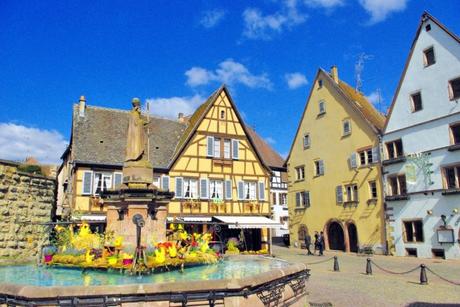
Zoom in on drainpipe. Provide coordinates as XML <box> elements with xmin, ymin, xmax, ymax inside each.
<box><xmin>378</xmin><ymin>135</ymin><xmax>389</xmax><ymax>255</ymax></box>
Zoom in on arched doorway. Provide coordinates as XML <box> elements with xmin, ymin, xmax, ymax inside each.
<box><xmin>327</xmin><ymin>221</ymin><xmax>345</xmax><ymax>251</ymax></box>
<box><xmin>347</xmin><ymin>223</ymin><xmax>358</xmax><ymax>253</ymax></box>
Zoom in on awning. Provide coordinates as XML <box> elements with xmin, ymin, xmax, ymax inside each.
<box><xmin>167</xmin><ymin>216</ymin><xmax>212</xmax><ymax>222</ymax></box>
<box><xmin>214</xmin><ymin>216</ymin><xmax>282</xmax><ymax>229</ymax></box>
<box><xmin>72</xmin><ymin>215</ymin><xmax>107</xmax><ymax>221</ymax></box>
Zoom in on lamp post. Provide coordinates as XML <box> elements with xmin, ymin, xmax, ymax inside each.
<box><xmin>132</xmin><ymin>214</ymin><xmax>147</xmax><ymax>271</ymax></box>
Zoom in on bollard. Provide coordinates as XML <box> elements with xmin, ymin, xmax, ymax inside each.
<box><xmin>420</xmin><ymin>264</ymin><xmax>428</xmax><ymax>285</ymax></box>
<box><xmin>366</xmin><ymin>258</ymin><xmax>372</xmax><ymax>275</ymax></box>
<box><xmin>333</xmin><ymin>256</ymin><xmax>340</xmax><ymax>272</ymax></box>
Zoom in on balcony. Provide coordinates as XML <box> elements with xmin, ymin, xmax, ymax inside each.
<box><xmin>382</xmin><ymin>156</ymin><xmax>406</xmax><ymax>166</ymax></box>
<box><xmin>385</xmin><ymin>194</ymin><xmax>409</xmax><ymax>201</ymax></box>
<box><xmin>270</xmin><ymin>182</ymin><xmax>288</xmax><ymax>189</ymax></box>
<box><xmin>441</xmin><ymin>188</ymin><xmax>460</xmax><ymax>195</ymax></box>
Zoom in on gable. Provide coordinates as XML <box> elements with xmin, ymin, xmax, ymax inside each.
<box><xmin>385</xmin><ymin>13</ymin><xmax>460</xmax><ymax>133</ymax></box>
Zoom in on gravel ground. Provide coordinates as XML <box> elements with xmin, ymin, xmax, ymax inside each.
<box><xmin>272</xmin><ymin>245</ymin><xmax>460</xmax><ymax>307</ymax></box>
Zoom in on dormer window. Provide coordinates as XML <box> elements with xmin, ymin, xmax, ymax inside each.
<box><xmin>423</xmin><ymin>47</ymin><xmax>435</xmax><ymax>67</ymax></box>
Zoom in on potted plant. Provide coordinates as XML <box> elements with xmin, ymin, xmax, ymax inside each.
<box><xmin>43</xmin><ymin>246</ymin><xmax>57</xmax><ymax>263</ymax></box>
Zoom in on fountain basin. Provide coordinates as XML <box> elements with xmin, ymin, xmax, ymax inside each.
<box><xmin>0</xmin><ymin>256</ymin><xmax>309</xmax><ymax>306</ymax></box>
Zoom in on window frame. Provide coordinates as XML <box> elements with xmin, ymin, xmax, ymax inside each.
<box><xmin>303</xmin><ymin>133</ymin><xmax>310</xmax><ymax>149</ymax></box>
<box><xmin>449</xmin><ymin>122</ymin><xmax>460</xmax><ymax>145</ymax></box>
<box><xmin>410</xmin><ymin>91</ymin><xmax>423</xmax><ymax>112</ymax></box>
<box><xmin>209</xmin><ymin>179</ymin><xmax>224</xmax><ymax>200</ymax></box>
<box><xmin>387</xmin><ymin>174</ymin><xmax>407</xmax><ymax>196</ymax></box>
<box><xmin>385</xmin><ymin>139</ymin><xmax>404</xmax><ymax>160</ymax></box>
<box><xmin>183</xmin><ymin>177</ymin><xmax>198</xmax><ymax>199</ymax></box>
<box><xmin>318</xmin><ymin>100</ymin><xmax>326</xmax><ymax>115</ymax></box>
<box><xmin>402</xmin><ymin>219</ymin><xmax>424</xmax><ymax>243</ymax></box>
<box><xmin>345</xmin><ymin>184</ymin><xmax>359</xmax><ymax>202</ymax></box>
<box><xmin>448</xmin><ymin>76</ymin><xmax>460</xmax><ymax>101</ymax></box>
<box><xmin>295</xmin><ymin>166</ymin><xmax>305</xmax><ymax>181</ymax></box>
<box><xmin>93</xmin><ymin>172</ymin><xmax>113</xmax><ymax>196</ymax></box>
<box><xmin>368</xmin><ymin>181</ymin><xmax>378</xmax><ymax>199</ymax></box>
<box><xmin>342</xmin><ymin>119</ymin><xmax>351</xmax><ymax>136</ymax></box>
<box><xmin>442</xmin><ymin>164</ymin><xmax>460</xmax><ymax>190</ymax></box>
<box><xmin>423</xmin><ymin>46</ymin><xmax>435</xmax><ymax>67</ymax></box>
<box><xmin>314</xmin><ymin>160</ymin><xmax>324</xmax><ymax>176</ymax></box>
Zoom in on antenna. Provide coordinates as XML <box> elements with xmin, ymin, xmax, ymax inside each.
<box><xmin>354</xmin><ymin>53</ymin><xmax>373</xmax><ymax>92</ymax></box>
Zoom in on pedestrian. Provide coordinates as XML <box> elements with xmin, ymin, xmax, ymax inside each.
<box><xmin>313</xmin><ymin>231</ymin><xmax>319</xmax><ymax>255</ymax></box>
<box><xmin>304</xmin><ymin>233</ymin><xmax>313</xmax><ymax>255</ymax></box>
<box><xmin>318</xmin><ymin>231</ymin><xmax>324</xmax><ymax>256</ymax></box>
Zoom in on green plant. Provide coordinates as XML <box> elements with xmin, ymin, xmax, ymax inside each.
<box><xmin>226</xmin><ymin>238</ymin><xmax>240</xmax><ymax>252</ymax></box>
<box><xmin>18</xmin><ymin>164</ymin><xmax>43</xmax><ymax>175</ymax></box>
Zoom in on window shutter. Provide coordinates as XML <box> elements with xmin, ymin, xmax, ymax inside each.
<box><xmin>372</xmin><ymin>147</ymin><xmax>379</xmax><ymax>163</ymax></box>
<box><xmin>232</xmin><ymin>139</ymin><xmax>239</xmax><ymax>159</ymax></box>
<box><xmin>225</xmin><ymin>180</ymin><xmax>232</xmax><ymax>200</ymax></box>
<box><xmin>200</xmin><ymin>178</ymin><xmax>209</xmax><ymax>199</ymax></box>
<box><xmin>162</xmin><ymin>176</ymin><xmax>170</xmax><ymax>191</ymax></box>
<box><xmin>258</xmin><ymin>182</ymin><xmax>265</xmax><ymax>200</ymax></box>
<box><xmin>82</xmin><ymin>171</ymin><xmax>93</xmax><ymax>195</ymax></box>
<box><xmin>175</xmin><ymin>177</ymin><xmax>183</xmax><ymax>198</ymax></box>
<box><xmin>350</xmin><ymin>153</ymin><xmax>357</xmax><ymax>169</ymax></box>
<box><xmin>207</xmin><ymin>136</ymin><xmax>214</xmax><ymax>157</ymax></box>
<box><xmin>295</xmin><ymin>192</ymin><xmax>300</xmax><ymax>207</ymax></box>
<box><xmin>448</xmin><ymin>82</ymin><xmax>454</xmax><ymax>100</ymax></box>
<box><xmin>304</xmin><ymin>191</ymin><xmax>310</xmax><ymax>207</ymax></box>
<box><xmin>336</xmin><ymin>186</ymin><xmax>343</xmax><ymax>203</ymax></box>
<box><xmin>114</xmin><ymin>172</ymin><xmax>122</xmax><ymax>188</ymax></box>
<box><xmin>237</xmin><ymin>181</ymin><xmax>244</xmax><ymax>200</ymax></box>
<box><xmin>319</xmin><ymin>160</ymin><xmax>324</xmax><ymax>175</ymax></box>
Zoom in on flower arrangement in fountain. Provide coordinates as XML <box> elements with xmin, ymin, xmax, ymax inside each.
<box><xmin>46</xmin><ymin>222</ymin><xmax>222</xmax><ymax>273</ymax></box>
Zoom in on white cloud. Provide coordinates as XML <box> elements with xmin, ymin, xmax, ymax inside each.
<box><xmin>242</xmin><ymin>0</ymin><xmax>307</xmax><ymax>40</ymax></box>
<box><xmin>200</xmin><ymin>9</ymin><xmax>226</xmax><ymax>28</ymax></box>
<box><xmin>264</xmin><ymin>136</ymin><xmax>277</xmax><ymax>145</ymax></box>
<box><xmin>185</xmin><ymin>59</ymin><xmax>272</xmax><ymax>89</ymax></box>
<box><xmin>366</xmin><ymin>89</ymin><xmax>384</xmax><ymax>105</ymax></box>
<box><xmin>304</xmin><ymin>0</ymin><xmax>344</xmax><ymax>9</ymax></box>
<box><xmin>359</xmin><ymin>0</ymin><xmax>409</xmax><ymax>24</ymax></box>
<box><xmin>0</xmin><ymin>123</ymin><xmax>68</xmax><ymax>165</ymax></box>
<box><xmin>145</xmin><ymin>95</ymin><xmax>205</xmax><ymax>120</ymax></box>
<box><xmin>285</xmin><ymin>72</ymin><xmax>308</xmax><ymax>89</ymax></box>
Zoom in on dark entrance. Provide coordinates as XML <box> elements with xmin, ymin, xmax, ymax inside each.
<box><xmin>347</xmin><ymin>223</ymin><xmax>358</xmax><ymax>253</ymax></box>
<box><xmin>327</xmin><ymin>221</ymin><xmax>345</xmax><ymax>251</ymax></box>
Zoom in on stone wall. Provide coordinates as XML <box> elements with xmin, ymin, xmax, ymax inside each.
<box><xmin>0</xmin><ymin>160</ymin><xmax>56</xmax><ymax>259</ymax></box>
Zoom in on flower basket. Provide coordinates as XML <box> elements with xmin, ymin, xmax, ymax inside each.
<box><xmin>107</xmin><ymin>257</ymin><xmax>118</xmax><ymax>265</ymax></box>
<box><xmin>122</xmin><ymin>258</ymin><xmax>133</xmax><ymax>266</ymax></box>
<box><xmin>44</xmin><ymin>254</ymin><xmax>53</xmax><ymax>263</ymax></box>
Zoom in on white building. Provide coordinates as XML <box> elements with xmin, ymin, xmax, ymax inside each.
<box><xmin>270</xmin><ymin>170</ymin><xmax>289</xmax><ymax>242</ymax></box>
<box><xmin>383</xmin><ymin>12</ymin><xmax>460</xmax><ymax>259</ymax></box>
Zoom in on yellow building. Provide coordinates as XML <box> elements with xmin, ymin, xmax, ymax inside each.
<box><xmin>58</xmin><ymin>86</ymin><xmax>281</xmax><ymax>250</ymax></box>
<box><xmin>286</xmin><ymin>67</ymin><xmax>386</xmax><ymax>253</ymax></box>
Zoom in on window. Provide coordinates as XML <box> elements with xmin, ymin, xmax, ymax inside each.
<box><xmin>423</xmin><ymin>47</ymin><xmax>435</xmax><ymax>67</ymax></box>
<box><xmin>295</xmin><ymin>166</ymin><xmax>305</xmax><ymax>181</ymax></box>
<box><xmin>303</xmin><ymin>134</ymin><xmax>310</xmax><ymax>149</ymax></box>
<box><xmin>318</xmin><ymin>100</ymin><xmax>326</xmax><ymax>114</ymax></box>
<box><xmin>385</xmin><ymin>139</ymin><xmax>404</xmax><ymax>159</ymax></box>
<box><xmin>153</xmin><ymin>176</ymin><xmax>160</xmax><ymax>187</ymax></box>
<box><xmin>403</xmin><ymin>220</ymin><xmax>424</xmax><ymax>242</ymax></box>
<box><xmin>162</xmin><ymin>175</ymin><xmax>170</xmax><ymax>191</ymax></box>
<box><xmin>336</xmin><ymin>186</ymin><xmax>343</xmax><ymax>204</ymax></box>
<box><xmin>295</xmin><ymin>191</ymin><xmax>310</xmax><ymax>208</ymax></box>
<box><xmin>318</xmin><ymin>79</ymin><xmax>323</xmax><ymax>88</ymax></box>
<box><xmin>272</xmin><ymin>192</ymin><xmax>278</xmax><ymax>205</ymax></box>
<box><xmin>357</xmin><ymin>147</ymin><xmax>379</xmax><ymax>166</ymax></box>
<box><xmin>345</xmin><ymin>184</ymin><xmax>358</xmax><ymax>202</ymax></box>
<box><xmin>388</xmin><ymin>175</ymin><xmax>407</xmax><ymax>196</ymax></box>
<box><xmin>209</xmin><ymin>180</ymin><xmax>223</xmax><ymax>199</ymax></box>
<box><xmin>232</xmin><ymin>139</ymin><xmax>239</xmax><ymax>159</ymax></box>
<box><xmin>82</xmin><ymin>171</ymin><xmax>93</xmax><ymax>195</ymax></box>
<box><xmin>280</xmin><ymin>193</ymin><xmax>287</xmax><ymax>205</ymax></box>
<box><xmin>369</xmin><ymin>181</ymin><xmax>377</xmax><ymax>199</ymax></box>
<box><xmin>343</xmin><ymin>119</ymin><xmax>351</xmax><ymax>136</ymax></box>
<box><xmin>114</xmin><ymin>172</ymin><xmax>122</xmax><ymax>188</ymax></box>
<box><xmin>183</xmin><ymin>178</ymin><xmax>198</xmax><ymax>199</ymax></box>
<box><xmin>410</xmin><ymin>92</ymin><xmax>423</xmax><ymax>112</ymax></box>
<box><xmin>214</xmin><ymin>137</ymin><xmax>221</xmax><ymax>158</ymax></box>
<box><xmin>220</xmin><ymin>110</ymin><xmax>225</xmax><ymax>119</ymax></box>
<box><xmin>450</xmin><ymin>123</ymin><xmax>460</xmax><ymax>145</ymax></box>
<box><xmin>93</xmin><ymin>172</ymin><xmax>112</xmax><ymax>195</ymax></box>
<box><xmin>443</xmin><ymin>165</ymin><xmax>460</xmax><ymax>189</ymax></box>
<box><xmin>448</xmin><ymin>77</ymin><xmax>460</xmax><ymax>100</ymax></box>
<box><xmin>244</xmin><ymin>182</ymin><xmax>257</xmax><ymax>200</ymax></box>
<box><xmin>224</xmin><ymin>139</ymin><xmax>231</xmax><ymax>159</ymax></box>
<box><xmin>314</xmin><ymin>160</ymin><xmax>324</xmax><ymax>176</ymax></box>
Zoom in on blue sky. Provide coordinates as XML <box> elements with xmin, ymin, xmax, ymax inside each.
<box><xmin>0</xmin><ymin>0</ymin><xmax>459</xmax><ymax>164</ymax></box>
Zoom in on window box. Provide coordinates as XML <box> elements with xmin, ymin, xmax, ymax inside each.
<box><xmin>382</xmin><ymin>156</ymin><xmax>406</xmax><ymax>166</ymax></box>
<box><xmin>385</xmin><ymin>194</ymin><xmax>409</xmax><ymax>201</ymax></box>
<box><xmin>343</xmin><ymin>200</ymin><xmax>358</xmax><ymax>208</ymax></box>
<box><xmin>367</xmin><ymin>198</ymin><xmax>378</xmax><ymax>205</ymax></box>
<box><xmin>212</xmin><ymin>159</ymin><xmax>233</xmax><ymax>166</ymax></box>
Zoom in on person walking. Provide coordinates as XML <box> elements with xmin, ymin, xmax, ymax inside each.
<box><xmin>318</xmin><ymin>231</ymin><xmax>324</xmax><ymax>256</ymax></box>
<box><xmin>304</xmin><ymin>233</ymin><xmax>313</xmax><ymax>255</ymax></box>
<box><xmin>313</xmin><ymin>231</ymin><xmax>319</xmax><ymax>255</ymax></box>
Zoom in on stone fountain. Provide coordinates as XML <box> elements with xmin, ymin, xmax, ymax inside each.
<box><xmin>101</xmin><ymin>98</ymin><xmax>173</xmax><ymax>246</ymax></box>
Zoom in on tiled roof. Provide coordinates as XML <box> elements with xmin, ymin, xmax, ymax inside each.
<box><xmin>336</xmin><ymin>79</ymin><xmax>386</xmax><ymax>132</ymax></box>
<box><xmin>71</xmin><ymin>105</ymin><xmax>186</xmax><ymax>169</ymax></box>
<box><xmin>246</xmin><ymin>126</ymin><xmax>285</xmax><ymax>169</ymax></box>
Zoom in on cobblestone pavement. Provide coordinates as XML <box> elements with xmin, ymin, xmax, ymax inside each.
<box><xmin>272</xmin><ymin>245</ymin><xmax>460</xmax><ymax>307</ymax></box>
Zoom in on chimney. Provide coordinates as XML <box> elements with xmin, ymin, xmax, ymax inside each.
<box><xmin>330</xmin><ymin>66</ymin><xmax>339</xmax><ymax>84</ymax></box>
<box><xmin>178</xmin><ymin>112</ymin><xmax>185</xmax><ymax>123</ymax></box>
<box><xmin>78</xmin><ymin>95</ymin><xmax>86</xmax><ymax>117</ymax></box>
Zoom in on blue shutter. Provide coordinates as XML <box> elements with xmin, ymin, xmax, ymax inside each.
<box><xmin>295</xmin><ymin>192</ymin><xmax>300</xmax><ymax>207</ymax></box>
<box><xmin>319</xmin><ymin>160</ymin><xmax>324</xmax><ymax>175</ymax></box>
<box><xmin>207</xmin><ymin>136</ymin><xmax>214</xmax><ymax>157</ymax></box>
<box><xmin>237</xmin><ymin>181</ymin><xmax>244</xmax><ymax>200</ymax></box>
<box><xmin>200</xmin><ymin>178</ymin><xmax>209</xmax><ymax>199</ymax></box>
<box><xmin>336</xmin><ymin>186</ymin><xmax>343</xmax><ymax>203</ymax></box>
<box><xmin>372</xmin><ymin>147</ymin><xmax>379</xmax><ymax>163</ymax></box>
<box><xmin>162</xmin><ymin>176</ymin><xmax>170</xmax><ymax>191</ymax></box>
<box><xmin>175</xmin><ymin>177</ymin><xmax>183</xmax><ymax>198</ymax></box>
<box><xmin>304</xmin><ymin>191</ymin><xmax>310</xmax><ymax>207</ymax></box>
<box><xmin>114</xmin><ymin>173</ymin><xmax>122</xmax><ymax>188</ymax></box>
<box><xmin>258</xmin><ymin>182</ymin><xmax>265</xmax><ymax>200</ymax></box>
<box><xmin>82</xmin><ymin>171</ymin><xmax>93</xmax><ymax>195</ymax></box>
<box><xmin>225</xmin><ymin>180</ymin><xmax>232</xmax><ymax>200</ymax></box>
<box><xmin>232</xmin><ymin>139</ymin><xmax>239</xmax><ymax>160</ymax></box>
<box><xmin>350</xmin><ymin>153</ymin><xmax>357</xmax><ymax>169</ymax></box>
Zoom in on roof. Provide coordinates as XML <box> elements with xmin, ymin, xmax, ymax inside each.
<box><xmin>71</xmin><ymin>105</ymin><xmax>186</xmax><ymax>169</ymax></box>
<box><xmin>384</xmin><ymin>11</ymin><xmax>460</xmax><ymax>132</ymax></box>
<box><xmin>246</xmin><ymin>126</ymin><xmax>285</xmax><ymax>170</ymax></box>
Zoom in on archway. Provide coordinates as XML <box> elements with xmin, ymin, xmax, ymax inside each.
<box><xmin>347</xmin><ymin>223</ymin><xmax>358</xmax><ymax>253</ymax></box>
<box><xmin>327</xmin><ymin>221</ymin><xmax>345</xmax><ymax>251</ymax></box>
